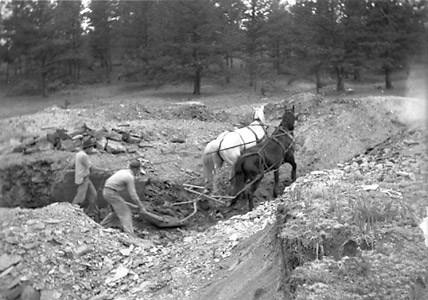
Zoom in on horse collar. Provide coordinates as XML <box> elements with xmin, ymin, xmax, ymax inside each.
<box><xmin>247</xmin><ymin>126</ymin><xmax>262</xmax><ymax>143</ymax></box>
<box><xmin>274</xmin><ymin>127</ymin><xmax>293</xmax><ymax>139</ymax></box>
<box><xmin>255</xmin><ymin>118</ymin><xmax>268</xmax><ymax>132</ymax></box>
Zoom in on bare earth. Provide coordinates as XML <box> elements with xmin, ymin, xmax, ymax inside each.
<box><xmin>0</xmin><ymin>78</ymin><xmax>427</xmax><ymax>300</ymax></box>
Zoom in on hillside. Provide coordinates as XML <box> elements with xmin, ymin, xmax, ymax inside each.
<box><xmin>0</xmin><ymin>78</ymin><xmax>427</xmax><ymax>300</ymax></box>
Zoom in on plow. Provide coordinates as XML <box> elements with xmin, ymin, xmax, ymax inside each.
<box><xmin>97</xmin><ymin>170</ymin><xmax>237</xmax><ymax>229</ymax></box>
<box><xmin>126</xmin><ymin>183</ymin><xmax>235</xmax><ymax>228</ymax></box>
<box><xmin>101</xmin><ymin>105</ymin><xmax>295</xmax><ymax>228</ymax></box>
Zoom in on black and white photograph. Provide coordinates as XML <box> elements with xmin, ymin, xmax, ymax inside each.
<box><xmin>0</xmin><ymin>0</ymin><xmax>427</xmax><ymax>299</ymax></box>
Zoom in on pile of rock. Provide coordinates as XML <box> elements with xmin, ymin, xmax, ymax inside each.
<box><xmin>0</xmin><ymin>198</ymin><xmax>280</xmax><ymax>300</ymax></box>
<box><xmin>12</xmin><ymin>124</ymin><xmax>146</xmax><ymax>155</ymax></box>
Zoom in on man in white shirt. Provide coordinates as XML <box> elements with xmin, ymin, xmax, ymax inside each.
<box><xmin>100</xmin><ymin>160</ymin><xmax>146</xmax><ymax>236</ymax></box>
<box><xmin>72</xmin><ymin>140</ymin><xmax>105</xmax><ymax>218</ymax></box>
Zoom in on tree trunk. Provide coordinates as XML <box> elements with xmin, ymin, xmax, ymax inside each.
<box><xmin>249</xmin><ymin>73</ymin><xmax>255</xmax><ymax>87</ymax></box>
<box><xmin>25</xmin><ymin>57</ymin><xmax>30</xmax><ymax>77</ymax></box>
<box><xmin>384</xmin><ymin>67</ymin><xmax>393</xmax><ymax>89</ymax></box>
<box><xmin>225</xmin><ymin>55</ymin><xmax>231</xmax><ymax>83</ymax></box>
<box><xmin>249</xmin><ymin>58</ymin><xmax>255</xmax><ymax>87</ymax></box>
<box><xmin>315</xmin><ymin>66</ymin><xmax>322</xmax><ymax>94</ymax></box>
<box><xmin>72</xmin><ymin>60</ymin><xmax>78</xmax><ymax>84</ymax></box>
<box><xmin>5</xmin><ymin>61</ymin><xmax>9</xmax><ymax>85</ymax></box>
<box><xmin>225</xmin><ymin>70</ymin><xmax>231</xmax><ymax>84</ymax></box>
<box><xmin>41</xmin><ymin>71</ymin><xmax>48</xmax><ymax>97</ymax></box>
<box><xmin>335</xmin><ymin>66</ymin><xmax>345</xmax><ymax>92</ymax></box>
<box><xmin>193</xmin><ymin>64</ymin><xmax>202</xmax><ymax>95</ymax></box>
<box><xmin>272</xmin><ymin>46</ymin><xmax>280</xmax><ymax>75</ymax></box>
<box><xmin>353</xmin><ymin>66</ymin><xmax>361</xmax><ymax>81</ymax></box>
<box><xmin>41</xmin><ymin>58</ymin><xmax>48</xmax><ymax>97</ymax></box>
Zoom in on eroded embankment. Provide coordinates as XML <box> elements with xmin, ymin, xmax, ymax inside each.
<box><xmin>194</xmin><ymin>126</ymin><xmax>428</xmax><ymax>300</ymax></box>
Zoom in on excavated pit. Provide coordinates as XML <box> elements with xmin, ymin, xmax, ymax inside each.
<box><xmin>0</xmin><ymin>158</ymin><xmax>192</xmax><ymax>223</ymax></box>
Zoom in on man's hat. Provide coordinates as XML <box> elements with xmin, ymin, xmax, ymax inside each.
<box><xmin>129</xmin><ymin>160</ymin><xmax>146</xmax><ymax>175</ymax></box>
<box><xmin>129</xmin><ymin>160</ymin><xmax>141</xmax><ymax>169</ymax></box>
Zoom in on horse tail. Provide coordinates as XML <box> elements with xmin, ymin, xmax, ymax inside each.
<box><xmin>203</xmin><ymin>139</ymin><xmax>223</xmax><ymax>186</ymax></box>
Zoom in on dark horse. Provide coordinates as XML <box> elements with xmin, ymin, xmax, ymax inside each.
<box><xmin>231</xmin><ymin>105</ymin><xmax>297</xmax><ymax>211</ymax></box>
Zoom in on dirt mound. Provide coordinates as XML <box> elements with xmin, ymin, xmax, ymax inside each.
<box><xmin>1</xmin><ymin>84</ymin><xmax>427</xmax><ymax>299</ymax></box>
<box><xmin>192</xmin><ymin>125</ymin><xmax>428</xmax><ymax>300</ymax></box>
<box><xmin>0</xmin><ymin>199</ymin><xmax>280</xmax><ymax>300</ymax></box>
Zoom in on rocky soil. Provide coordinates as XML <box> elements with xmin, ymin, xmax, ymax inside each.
<box><xmin>0</xmin><ymin>82</ymin><xmax>427</xmax><ymax>300</ymax></box>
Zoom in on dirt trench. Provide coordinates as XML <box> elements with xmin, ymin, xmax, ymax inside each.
<box><xmin>0</xmin><ymin>93</ymin><xmax>409</xmax><ymax>227</ymax></box>
<box><xmin>190</xmin><ymin>203</ymin><xmax>368</xmax><ymax>300</ymax></box>
<box><xmin>192</xmin><ymin>123</ymin><xmax>427</xmax><ymax>300</ymax></box>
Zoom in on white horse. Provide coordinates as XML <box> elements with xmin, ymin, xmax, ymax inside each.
<box><xmin>203</xmin><ymin>105</ymin><xmax>266</xmax><ymax>193</ymax></box>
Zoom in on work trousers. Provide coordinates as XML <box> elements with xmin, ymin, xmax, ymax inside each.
<box><xmin>72</xmin><ymin>176</ymin><xmax>97</xmax><ymax>206</ymax></box>
<box><xmin>72</xmin><ymin>176</ymin><xmax>99</xmax><ymax>220</ymax></box>
<box><xmin>100</xmin><ymin>188</ymin><xmax>134</xmax><ymax>235</ymax></box>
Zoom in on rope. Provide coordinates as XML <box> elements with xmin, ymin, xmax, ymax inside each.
<box><xmin>232</xmin><ymin>127</ymin><xmax>296</xmax><ymax>198</ymax></box>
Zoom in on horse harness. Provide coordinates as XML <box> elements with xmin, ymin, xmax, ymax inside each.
<box><xmin>232</xmin><ymin>128</ymin><xmax>293</xmax><ymax>198</ymax></box>
<box><xmin>217</xmin><ymin>120</ymin><xmax>267</xmax><ymax>161</ymax></box>
<box><xmin>242</xmin><ymin>127</ymin><xmax>294</xmax><ymax>174</ymax></box>
<box><xmin>270</xmin><ymin>127</ymin><xmax>294</xmax><ymax>160</ymax></box>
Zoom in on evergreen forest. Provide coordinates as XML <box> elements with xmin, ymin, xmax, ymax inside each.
<box><xmin>0</xmin><ymin>0</ymin><xmax>427</xmax><ymax>97</ymax></box>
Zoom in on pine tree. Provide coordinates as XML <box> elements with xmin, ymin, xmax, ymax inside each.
<box><xmin>242</xmin><ymin>0</ymin><xmax>271</xmax><ymax>88</ymax></box>
<box><xmin>2</xmin><ymin>0</ymin><xmax>73</xmax><ymax>96</ymax></box>
<box><xmin>362</xmin><ymin>0</ymin><xmax>426</xmax><ymax>89</ymax></box>
<box><xmin>87</xmin><ymin>0</ymin><xmax>118</xmax><ymax>83</ymax></box>
<box><xmin>264</xmin><ymin>0</ymin><xmax>292</xmax><ymax>75</ymax></box>
<box><xmin>214</xmin><ymin>0</ymin><xmax>246</xmax><ymax>83</ymax></box>
<box><xmin>144</xmin><ymin>0</ymin><xmax>225</xmax><ymax>95</ymax></box>
<box><xmin>115</xmin><ymin>0</ymin><xmax>153</xmax><ymax>80</ymax></box>
<box><xmin>53</xmin><ymin>0</ymin><xmax>85</xmax><ymax>84</ymax></box>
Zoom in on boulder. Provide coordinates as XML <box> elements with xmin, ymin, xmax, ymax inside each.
<box><xmin>106</xmin><ymin>140</ymin><xmax>126</xmax><ymax>154</ymax></box>
<box><xmin>38</xmin><ymin>139</ymin><xmax>54</xmax><ymax>152</ymax></box>
<box><xmin>93</xmin><ymin>128</ymin><xmax>108</xmax><ymax>140</ymax></box>
<box><xmin>106</xmin><ymin>130</ymin><xmax>123</xmax><ymax>141</ymax></box>
<box><xmin>56</xmin><ymin>129</ymin><xmax>71</xmax><ymax>140</ymax></box>
<box><xmin>73</xmin><ymin>138</ymin><xmax>82</xmax><ymax>148</ymax></box>
<box><xmin>46</xmin><ymin>133</ymin><xmax>59</xmax><ymax>146</ymax></box>
<box><xmin>60</xmin><ymin>139</ymin><xmax>76</xmax><ymax>152</ymax></box>
<box><xmin>71</xmin><ymin>134</ymin><xmax>84</xmax><ymax>140</ymax></box>
<box><xmin>96</xmin><ymin>137</ymin><xmax>108</xmax><ymax>151</ymax></box>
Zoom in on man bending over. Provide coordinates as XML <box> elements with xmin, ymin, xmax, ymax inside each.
<box><xmin>100</xmin><ymin>160</ymin><xmax>146</xmax><ymax>236</ymax></box>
